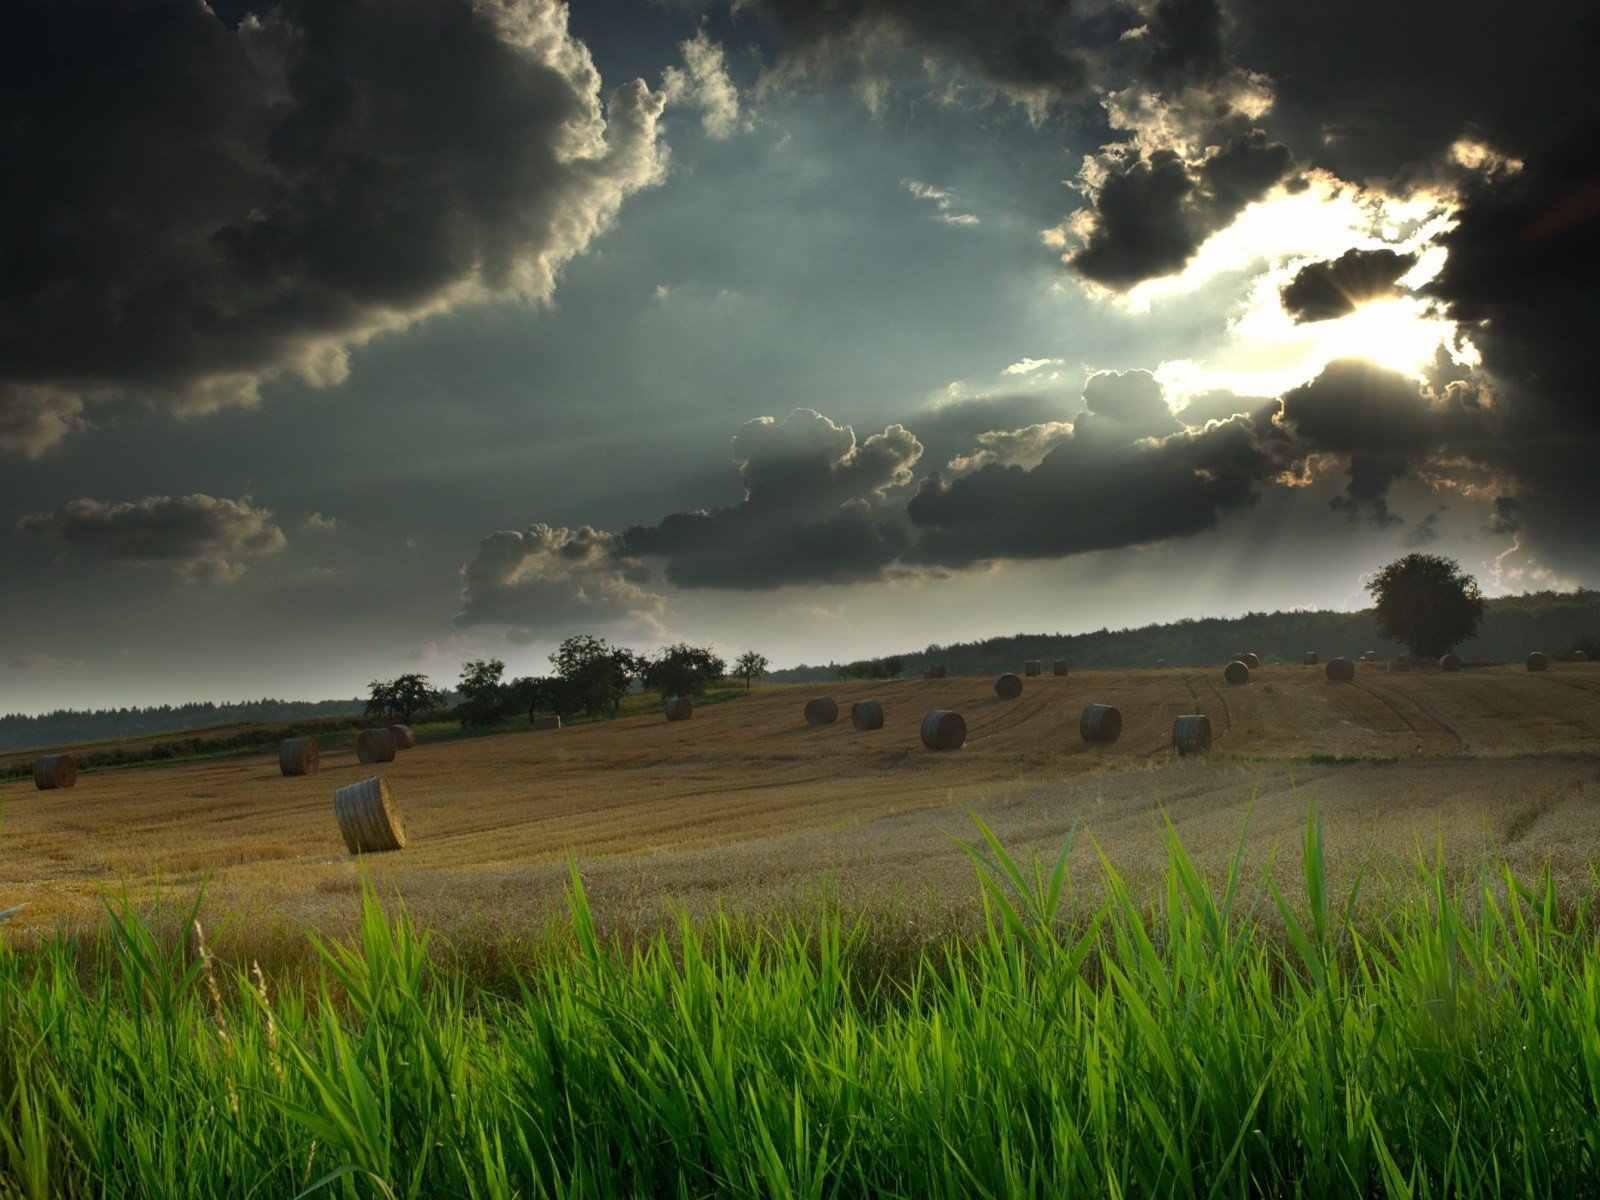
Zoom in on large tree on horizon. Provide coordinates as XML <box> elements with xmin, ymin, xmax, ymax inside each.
<box><xmin>1366</xmin><ymin>554</ymin><xmax>1486</xmax><ymax>659</ymax></box>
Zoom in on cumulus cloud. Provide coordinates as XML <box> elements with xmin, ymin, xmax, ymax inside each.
<box><xmin>662</xmin><ymin>29</ymin><xmax>741</xmax><ymax>138</ymax></box>
<box><xmin>296</xmin><ymin>513</ymin><xmax>342</xmax><ymax>534</ymax></box>
<box><xmin>622</xmin><ymin>409</ymin><xmax>923</xmax><ymax>589</ymax></box>
<box><xmin>454</xmin><ymin>524</ymin><xmax>665</xmax><ymax>641</ymax></box>
<box><xmin>18</xmin><ymin>495</ymin><xmax>288</xmax><ymax>583</ymax></box>
<box><xmin>1067</xmin><ymin>130</ymin><xmax>1294</xmax><ymax>289</ymax></box>
<box><xmin>906</xmin><ymin>370</ymin><xmax>1274</xmax><ymax>565</ymax></box>
<box><xmin>1279</xmin><ymin>248</ymin><xmax>1418</xmax><ymax>322</ymax></box>
<box><xmin>1274</xmin><ymin>359</ymin><xmax>1493</xmax><ymax>527</ymax></box>
<box><xmin>0</xmin><ymin>0</ymin><xmax>666</xmax><ymax>455</ymax></box>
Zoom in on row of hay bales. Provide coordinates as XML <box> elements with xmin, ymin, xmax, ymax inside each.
<box><xmin>278</xmin><ymin>724</ymin><xmax>415</xmax><ymax>777</ymax></box>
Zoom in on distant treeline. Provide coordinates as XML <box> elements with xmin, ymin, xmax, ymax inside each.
<box><xmin>768</xmin><ymin>590</ymin><xmax>1600</xmax><ymax>683</ymax></box>
<box><xmin>0</xmin><ymin>698</ymin><xmax>365</xmax><ymax>753</ymax></box>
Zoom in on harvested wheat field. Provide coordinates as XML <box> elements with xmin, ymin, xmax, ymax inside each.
<box><xmin>5</xmin><ymin>662</ymin><xmax>1600</xmax><ymax>943</ymax></box>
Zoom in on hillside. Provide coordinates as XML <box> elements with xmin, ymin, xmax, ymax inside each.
<box><xmin>768</xmin><ymin>590</ymin><xmax>1600</xmax><ymax>682</ymax></box>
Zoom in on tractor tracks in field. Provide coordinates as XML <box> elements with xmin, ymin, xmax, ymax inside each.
<box><xmin>1351</xmin><ymin>679</ymin><xmax>1464</xmax><ymax>750</ymax></box>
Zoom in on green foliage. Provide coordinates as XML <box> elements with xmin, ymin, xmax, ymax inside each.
<box><xmin>454</xmin><ymin>659</ymin><xmax>513</xmax><ymax>729</ymax></box>
<box><xmin>540</xmin><ymin>636</ymin><xmax>639</xmax><ymax>718</ymax></box>
<box><xmin>1368</xmin><ymin>553</ymin><xmax>1487</xmax><ymax>658</ymax></box>
<box><xmin>2</xmin><ymin>814</ymin><xmax>1600</xmax><ymax>1196</ymax></box>
<box><xmin>732</xmin><ymin>650</ymin><xmax>770</xmax><ymax>693</ymax></box>
<box><xmin>0</xmin><ymin>698</ymin><xmax>364</xmax><ymax>755</ymax></box>
<box><xmin>1557</xmin><ymin>633</ymin><xmax>1600</xmax><ymax>661</ymax></box>
<box><xmin>837</xmin><ymin>654</ymin><xmax>905</xmax><ymax>680</ymax></box>
<box><xmin>364</xmin><ymin>675</ymin><xmax>446</xmax><ymax>725</ymax></box>
<box><xmin>641</xmin><ymin>642</ymin><xmax>726</xmax><ymax>698</ymax></box>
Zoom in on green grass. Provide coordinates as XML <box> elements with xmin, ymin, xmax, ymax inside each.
<box><xmin>3</xmin><ymin>811</ymin><xmax>1599</xmax><ymax>1198</ymax></box>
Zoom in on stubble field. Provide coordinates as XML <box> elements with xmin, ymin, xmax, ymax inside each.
<box><xmin>5</xmin><ymin>660</ymin><xmax>1600</xmax><ymax>946</ymax></box>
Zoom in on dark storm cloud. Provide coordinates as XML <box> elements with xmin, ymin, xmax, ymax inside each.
<box><xmin>903</xmin><ymin>370</ymin><xmax>1274</xmax><ymax>565</ymax></box>
<box><xmin>0</xmin><ymin>0</ymin><xmax>666</xmax><ymax>456</ymax></box>
<box><xmin>1068</xmin><ymin>131</ymin><xmax>1292</xmax><ymax>288</ymax></box>
<box><xmin>454</xmin><ymin>524</ymin><xmax>665</xmax><ymax>641</ymax></box>
<box><xmin>1279</xmin><ymin>248</ymin><xmax>1418</xmax><ymax>323</ymax></box>
<box><xmin>755</xmin><ymin>0</ymin><xmax>1108</xmax><ymax>110</ymax></box>
<box><xmin>18</xmin><ymin>494</ymin><xmax>287</xmax><ymax>583</ymax></box>
<box><xmin>1275</xmin><ymin>359</ymin><xmax>1492</xmax><ymax>528</ymax></box>
<box><xmin>621</xmin><ymin>409</ymin><xmax>923</xmax><ymax>589</ymax></box>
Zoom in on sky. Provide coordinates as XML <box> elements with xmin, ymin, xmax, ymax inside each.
<box><xmin>1</xmin><ymin>0</ymin><xmax>1597</xmax><ymax>713</ymax></box>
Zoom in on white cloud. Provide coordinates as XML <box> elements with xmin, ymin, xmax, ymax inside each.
<box><xmin>906</xmin><ymin>180</ymin><xmax>980</xmax><ymax>226</ymax></box>
<box><xmin>662</xmin><ymin>30</ymin><xmax>741</xmax><ymax>139</ymax></box>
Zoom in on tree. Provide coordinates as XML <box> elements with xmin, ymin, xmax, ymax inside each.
<box><xmin>837</xmin><ymin>655</ymin><xmax>905</xmax><ymax>680</ymax></box>
<box><xmin>733</xmin><ymin>651</ymin><xmax>769</xmax><ymax>693</ymax></box>
<box><xmin>1366</xmin><ymin>554</ymin><xmax>1486</xmax><ymax>658</ymax></box>
<box><xmin>550</xmin><ymin>635</ymin><xmax>639</xmax><ymax>716</ymax></box>
<box><xmin>642</xmin><ymin>643</ymin><xmax>727</xmax><ymax>697</ymax></box>
<box><xmin>456</xmin><ymin>658</ymin><xmax>513</xmax><ymax>728</ymax></box>
<box><xmin>365</xmin><ymin>674</ymin><xmax>445</xmax><ymax>724</ymax></box>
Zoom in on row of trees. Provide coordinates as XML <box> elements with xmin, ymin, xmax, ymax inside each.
<box><xmin>366</xmin><ymin>639</ymin><xmax>773</xmax><ymax>729</ymax></box>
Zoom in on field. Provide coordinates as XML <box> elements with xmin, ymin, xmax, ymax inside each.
<box><xmin>5</xmin><ymin>662</ymin><xmax>1600</xmax><ymax>1197</ymax></box>
<box><xmin>6</xmin><ymin>661</ymin><xmax>1600</xmax><ymax>946</ymax></box>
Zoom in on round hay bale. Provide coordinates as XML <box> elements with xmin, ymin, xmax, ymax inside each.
<box><xmin>332</xmin><ymin>776</ymin><xmax>407</xmax><ymax>855</ymax></box>
<box><xmin>33</xmin><ymin>754</ymin><xmax>76</xmax><ymax>790</ymax></box>
<box><xmin>1080</xmin><ymin>703</ymin><xmax>1122</xmax><ymax>744</ymax></box>
<box><xmin>1304</xmin><ymin>651</ymin><xmax>1319</xmax><ymax>665</ymax></box>
<box><xmin>1236</xmin><ymin>652</ymin><xmax>1260</xmax><ymax>670</ymax></box>
<box><xmin>356</xmin><ymin>729</ymin><xmax>397</xmax><ymax>765</ymax></box>
<box><xmin>388</xmin><ymin>724</ymin><xmax>415</xmax><ymax>750</ymax></box>
<box><xmin>804</xmin><ymin>697</ymin><xmax>839</xmax><ymax>727</ymax></box>
<box><xmin>850</xmin><ymin>699</ymin><xmax>885</xmax><ymax>730</ymax></box>
<box><xmin>1439</xmin><ymin>653</ymin><xmax>1463</xmax><ymax>672</ymax></box>
<box><xmin>1387</xmin><ymin>660</ymin><xmax>1412</xmax><ymax>672</ymax></box>
<box><xmin>1024</xmin><ymin>660</ymin><xmax>1042</xmax><ymax>677</ymax></box>
<box><xmin>1052</xmin><ymin>660</ymin><xmax>1069</xmax><ymax>676</ymax></box>
<box><xmin>1223</xmin><ymin>660</ymin><xmax>1250</xmax><ymax>686</ymax></box>
<box><xmin>1325</xmin><ymin>657</ymin><xmax>1355</xmax><ymax>682</ymax></box>
<box><xmin>1526</xmin><ymin>651</ymin><xmax>1549</xmax><ymax>672</ymax></box>
<box><xmin>1172</xmin><ymin>714</ymin><xmax>1212</xmax><ymax>756</ymax></box>
<box><xmin>532</xmin><ymin>714</ymin><xmax>561</xmax><ymax>731</ymax></box>
<box><xmin>279</xmin><ymin>737</ymin><xmax>319</xmax><ymax>777</ymax></box>
<box><xmin>929</xmin><ymin>664</ymin><xmax>948</xmax><ymax>679</ymax></box>
<box><xmin>995</xmin><ymin>673</ymin><xmax>1023</xmax><ymax>698</ymax></box>
<box><xmin>1156</xmin><ymin>659</ymin><xmax>1168</xmax><ymax>668</ymax></box>
<box><xmin>1363</xmin><ymin>651</ymin><xmax>1376</xmax><ymax>664</ymax></box>
<box><xmin>1574</xmin><ymin>650</ymin><xmax>1590</xmax><ymax>663</ymax></box>
<box><xmin>664</xmin><ymin>696</ymin><xmax>693</xmax><ymax>722</ymax></box>
<box><xmin>920</xmin><ymin>709</ymin><xmax>966</xmax><ymax>751</ymax></box>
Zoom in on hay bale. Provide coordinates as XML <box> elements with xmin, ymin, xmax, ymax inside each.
<box><xmin>1157</xmin><ymin>659</ymin><xmax>1168</xmax><ymax>668</ymax></box>
<box><xmin>356</xmin><ymin>729</ymin><xmax>397</xmax><ymax>765</ymax></box>
<box><xmin>389</xmin><ymin>724</ymin><xmax>415</xmax><ymax>750</ymax></box>
<box><xmin>1223</xmin><ymin>660</ymin><xmax>1250</xmax><ymax>686</ymax></box>
<box><xmin>1172</xmin><ymin>714</ymin><xmax>1212</xmax><ymax>756</ymax></box>
<box><xmin>278</xmin><ymin>737</ymin><xmax>319</xmax><ymax>777</ymax></box>
<box><xmin>332</xmin><ymin>776</ymin><xmax>407</xmax><ymax>854</ymax></box>
<box><xmin>850</xmin><ymin>699</ymin><xmax>885</xmax><ymax>730</ymax></box>
<box><xmin>33</xmin><ymin>754</ymin><xmax>76</xmax><ymax>791</ymax></box>
<box><xmin>1575</xmin><ymin>650</ymin><xmax>1590</xmax><ymax>663</ymax></box>
<box><xmin>532</xmin><ymin>715</ymin><xmax>561</xmax><ymax>731</ymax></box>
<box><xmin>1363</xmin><ymin>651</ymin><xmax>1376</xmax><ymax>664</ymax></box>
<box><xmin>1236</xmin><ymin>652</ymin><xmax>1260</xmax><ymax>670</ymax></box>
<box><xmin>929</xmin><ymin>664</ymin><xmax>948</xmax><ymax>679</ymax></box>
<box><xmin>1387</xmin><ymin>660</ymin><xmax>1412</xmax><ymax>672</ymax></box>
<box><xmin>1439</xmin><ymin>653</ymin><xmax>1463</xmax><ymax>672</ymax></box>
<box><xmin>1052</xmin><ymin>660</ymin><xmax>1069</xmax><ymax>676</ymax></box>
<box><xmin>1326</xmin><ymin>657</ymin><xmax>1355</xmax><ymax>682</ymax></box>
<box><xmin>1526</xmin><ymin>651</ymin><xmax>1549</xmax><ymax>672</ymax></box>
<box><xmin>995</xmin><ymin>673</ymin><xmax>1023</xmax><ymax>698</ymax></box>
<box><xmin>1080</xmin><ymin>703</ymin><xmax>1122</xmax><ymax>744</ymax></box>
<box><xmin>1024</xmin><ymin>660</ymin><xmax>1042</xmax><ymax>677</ymax></box>
<box><xmin>920</xmin><ymin>709</ymin><xmax>966</xmax><ymax>750</ymax></box>
<box><xmin>664</xmin><ymin>696</ymin><xmax>694</xmax><ymax>722</ymax></box>
<box><xmin>1304</xmin><ymin>651</ymin><xmax>1319</xmax><ymax>665</ymax></box>
<box><xmin>804</xmin><ymin>697</ymin><xmax>840</xmax><ymax>727</ymax></box>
